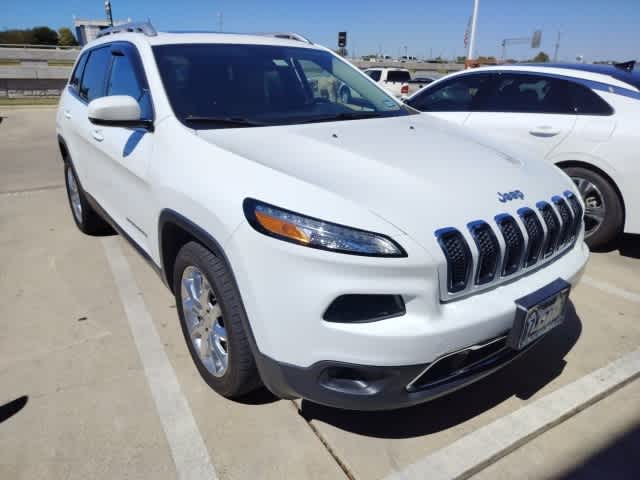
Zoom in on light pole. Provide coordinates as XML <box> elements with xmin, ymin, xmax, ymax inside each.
<box><xmin>104</xmin><ymin>1</ymin><xmax>114</xmax><ymax>27</ymax></box>
<box><xmin>467</xmin><ymin>0</ymin><xmax>479</xmax><ymax>60</ymax></box>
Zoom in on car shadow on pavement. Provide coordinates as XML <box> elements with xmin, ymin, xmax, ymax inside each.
<box><xmin>0</xmin><ymin>395</ymin><xmax>28</xmax><ymax>424</ymax></box>
<box><xmin>298</xmin><ymin>303</ymin><xmax>582</xmax><ymax>439</ymax></box>
<box><xmin>593</xmin><ymin>233</ymin><xmax>640</xmax><ymax>260</ymax></box>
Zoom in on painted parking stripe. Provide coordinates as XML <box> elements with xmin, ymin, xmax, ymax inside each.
<box><xmin>385</xmin><ymin>348</ymin><xmax>640</xmax><ymax>480</ymax></box>
<box><xmin>582</xmin><ymin>275</ymin><xmax>640</xmax><ymax>304</ymax></box>
<box><xmin>102</xmin><ymin>237</ymin><xmax>218</xmax><ymax>480</ymax></box>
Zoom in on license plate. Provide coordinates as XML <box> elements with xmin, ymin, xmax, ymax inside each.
<box><xmin>507</xmin><ymin>278</ymin><xmax>571</xmax><ymax>350</ymax></box>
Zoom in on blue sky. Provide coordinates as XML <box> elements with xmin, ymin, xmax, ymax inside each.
<box><xmin>3</xmin><ymin>0</ymin><xmax>639</xmax><ymax>61</ymax></box>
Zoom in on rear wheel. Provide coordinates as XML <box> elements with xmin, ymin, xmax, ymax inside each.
<box><xmin>64</xmin><ymin>162</ymin><xmax>112</xmax><ymax>235</ymax></box>
<box><xmin>174</xmin><ymin>241</ymin><xmax>261</xmax><ymax>397</ymax></box>
<box><xmin>563</xmin><ymin>166</ymin><xmax>623</xmax><ymax>249</ymax></box>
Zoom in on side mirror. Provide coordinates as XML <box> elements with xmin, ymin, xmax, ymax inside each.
<box><xmin>88</xmin><ymin>95</ymin><xmax>153</xmax><ymax>130</ymax></box>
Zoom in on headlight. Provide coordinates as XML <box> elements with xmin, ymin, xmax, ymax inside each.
<box><xmin>243</xmin><ymin>198</ymin><xmax>406</xmax><ymax>257</ymax></box>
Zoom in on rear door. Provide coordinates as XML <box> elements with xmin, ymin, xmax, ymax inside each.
<box><xmin>72</xmin><ymin>45</ymin><xmax>113</xmax><ymax>201</ymax></box>
<box><xmin>88</xmin><ymin>42</ymin><xmax>156</xmax><ymax>250</ymax></box>
<box><xmin>464</xmin><ymin>73</ymin><xmax>577</xmax><ymax>159</ymax></box>
<box><xmin>406</xmin><ymin>73</ymin><xmax>494</xmax><ymax>125</ymax></box>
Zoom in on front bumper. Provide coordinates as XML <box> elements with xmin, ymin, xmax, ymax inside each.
<box><xmin>227</xmin><ymin>223</ymin><xmax>589</xmax><ymax>409</ymax></box>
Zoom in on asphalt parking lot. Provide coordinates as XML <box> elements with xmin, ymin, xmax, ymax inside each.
<box><xmin>1</xmin><ymin>107</ymin><xmax>639</xmax><ymax>480</ymax></box>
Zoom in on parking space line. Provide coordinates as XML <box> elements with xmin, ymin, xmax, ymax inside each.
<box><xmin>582</xmin><ymin>275</ymin><xmax>640</xmax><ymax>304</ymax></box>
<box><xmin>385</xmin><ymin>348</ymin><xmax>640</xmax><ymax>480</ymax></box>
<box><xmin>102</xmin><ymin>237</ymin><xmax>218</xmax><ymax>480</ymax></box>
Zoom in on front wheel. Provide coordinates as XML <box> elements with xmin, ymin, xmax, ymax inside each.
<box><xmin>563</xmin><ymin>166</ymin><xmax>624</xmax><ymax>249</ymax></box>
<box><xmin>174</xmin><ymin>241</ymin><xmax>261</xmax><ymax>398</ymax></box>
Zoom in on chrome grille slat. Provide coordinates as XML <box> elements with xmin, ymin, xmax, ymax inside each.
<box><xmin>468</xmin><ymin>221</ymin><xmax>500</xmax><ymax>285</ymax></box>
<box><xmin>518</xmin><ymin>207</ymin><xmax>545</xmax><ymax>267</ymax></box>
<box><xmin>495</xmin><ymin>214</ymin><xmax>525</xmax><ymax>277</ymax></box>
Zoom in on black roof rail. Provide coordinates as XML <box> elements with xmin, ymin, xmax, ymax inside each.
<box><xmin>259</xmin><ymin>32</ymin><xmax>313</xmax><ymax>44</ymax></box>
<box><xmin>96</xmin><ymin>21</ymin><xmax>157</xmax><ymax>39</ymax></box>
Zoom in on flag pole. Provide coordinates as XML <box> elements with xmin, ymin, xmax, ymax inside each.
<box><xmin>467</xmin><ymin>0</ymin><xmax>479</xmax><ymax>60</ymax></box>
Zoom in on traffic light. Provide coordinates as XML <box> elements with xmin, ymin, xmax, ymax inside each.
<box><xmin>338</xmin><ymin>31</ymin><xmax>347</xmax><ymax>48</ymax></box>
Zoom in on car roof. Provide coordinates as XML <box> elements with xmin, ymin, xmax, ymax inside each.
<box><xmin>526</xmin><ymin>63</ymin><xmax>640</xmax><ymax>90</ymax></box>
<box><xmin>87</xmin><ymin>30</ymin><xmax>326</xmax><ymax>51</ymax></box>
<box><xmin>439</xmin><ymin>64</ymin><xmax>640</xmax><ymax>92</ymax></box>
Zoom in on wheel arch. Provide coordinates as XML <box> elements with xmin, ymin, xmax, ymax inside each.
<box><xmin>555</xmin><ymin>159</ymin><xmax>626</xmax><ymax>224</ymax></box>
<box><xmin>57</xmin><ymin>134</ymin><xmax>69</xmax><ymax>162</ymax></box>
<box><xmin>158</xmin><ymin>209</ymin><xmax>233</xmax><ymax>294</ymax></box>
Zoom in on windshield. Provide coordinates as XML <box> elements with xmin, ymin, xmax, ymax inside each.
<box><xmin>153</xmin><ymin>43</ymin><xmax>411</xmax><ymax>128</ymax></box>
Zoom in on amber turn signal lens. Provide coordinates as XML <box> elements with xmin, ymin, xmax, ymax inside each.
<box><xmin>255</xmin><ymin>211</ymin><xmax>310</xmax><ymax>244</ymax></box>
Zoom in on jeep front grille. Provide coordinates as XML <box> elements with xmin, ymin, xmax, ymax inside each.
<box><xmin>435</xmin><ymin>193</ymin><xmax>583</xmax><ymax>300</ymax></box>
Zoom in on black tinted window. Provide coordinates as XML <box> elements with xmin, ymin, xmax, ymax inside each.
<box><xmin>79</xmin><ymin>47</ymin><xmax>111</xmax><ymax>102</ymax></box>
<box><xmin>568</xmin><ymin>82</ymin><xmax>613</xmax><ymax>115</ymax></box>
<box><xmin>408</xmin><ymin>74</ymin><xmax>493</xmax><ymax>112</ymax></box>
<box><xmin>107</xmin><ymin>54</ymin><xmax>142</xmax><ymax>100</ymax></box>
<box><xmin>481</xmin><ymin>74</ymin><xmax>572</xmax><ymax>114</ymax></box>
<box><xmin>387</xmin><ymin>70</ymin><xmax>411</xmax><ymax>83</ymax></box>
<box><xmin>366</xmin><ymin>70</ymin><xmax>381</xmax><ymax>81</ymax></box>
<box><xmin>70</xmin><ymin>52</ymin><xmax>88</xmax><ymax>90</ymax></box>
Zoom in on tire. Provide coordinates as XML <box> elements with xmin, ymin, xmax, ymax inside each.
<box><xmin>174</xmin><ymin>241</ymin><xmax>261</xmax><ymax>398</ymax></box>
<box><xmin>563</xmin><ymin>166</ymin><xmax>624</xmax><ymax>249</ymax></box>
<box><xmin>64</xmin><ymin>161</ymin><xmax>112</xmax><ymax>235</ymax></box>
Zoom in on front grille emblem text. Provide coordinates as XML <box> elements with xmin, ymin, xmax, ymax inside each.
<box><xmin>498</xmin><ymin>190</ymin><xmax>525</xmax><ymax>203</ymax></box>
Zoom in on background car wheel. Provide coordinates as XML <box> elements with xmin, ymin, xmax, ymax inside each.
<box><xmin>64</xmin><ymin>162</ymin><xmax>112</xmax><ymax>235</ymax></box>
<box><xmin>174</xmin><ymin>241</ymin><xmax>261</xmax><ymax>398</ymax></box>
<box><xmin>563</xmin><ymin>166</ymin><xmax>624</xmax><ymax>249</ymax></box>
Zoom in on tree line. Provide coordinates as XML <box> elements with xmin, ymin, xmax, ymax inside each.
<box><xmin>0</xmin><ymin>26</ymin><xmax>78</xmax><ymax>46</ymax></box>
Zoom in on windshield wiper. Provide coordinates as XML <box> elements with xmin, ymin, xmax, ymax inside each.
<box><xmin>295</xmin><ymin>111</ymin><xmax>389</xmax><ymax>124</ymax></box>
<box><xmin>183</xmin><ymin>115</ymin><xmax>266</xmax><ymax>127</ymax></box>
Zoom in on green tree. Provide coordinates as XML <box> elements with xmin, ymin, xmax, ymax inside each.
<box><xmin>58</xmin><ymin>27</ymin><xmax>78</xmax><ymax>46</ymax></box>
<box><xmin>532</xmin><ymin>51</ymin><xmax>550</xmax><ymax>63</ymax></box>
<box><xmin>31</xmin><ymin>26</ymin><xmax>58</xmax><ymax>45</ymax></box>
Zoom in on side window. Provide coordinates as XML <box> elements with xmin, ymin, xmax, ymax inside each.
<box><xmin>79</xmin><ymin>47</ymin><xmax>112</xmax><ymax>102</ymax></box>
<box><xmin>69</xmin><ymin>52</ymin><xmax>88</xmax><ymax>90</ymax></box>
<box><xmin>366</xmin><ymin>70</ymin><xmax>381</xmax><ymax>82</ymax></box>
<box><xmin>481</xmin><ymin>74</ymin><xmax>573</xmax><ymax>114</ymax></box>
<box><xmin>107</xmin><ymin>53</ymin><xmax>143</xmax><ymax>100</ymax></box>
<box><xmin>567</xmin><ymin>82</ymin><xmax>614</xmax><ymax>115</ymax></box>
<box><xmin>407</xmin><ymin>74</ymin><xmax>493</xmax><ymax>112</ymax></box>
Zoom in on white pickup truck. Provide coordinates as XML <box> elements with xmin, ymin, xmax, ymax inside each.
<box><xmin>363</xmin><ymin>67</ymin><xmax>430</xmax><ymax>98</ymax></box>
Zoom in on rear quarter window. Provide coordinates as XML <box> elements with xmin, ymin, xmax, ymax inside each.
<box><xmin>568</xmin><ymin>82</ymin><xmax>614</xmax><ymax>115</ymax></box>
<box><xmin>69</xmin><ymin>52</ymin><xmax>88</xmax><ymax>90</ymax></box>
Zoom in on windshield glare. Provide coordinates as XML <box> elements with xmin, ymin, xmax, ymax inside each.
<box><xmin>152</xmin><ymin>43</ymin><xmax>410</xmax><ymax>127</ymax></box>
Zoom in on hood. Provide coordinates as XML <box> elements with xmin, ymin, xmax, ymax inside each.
<box><xmin>196</xmin><ymin>114</ymin><xmax>575</xmax><ymax>247</ymax></box>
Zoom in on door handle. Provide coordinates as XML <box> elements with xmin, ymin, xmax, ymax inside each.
<box><xmin>91</xmin><ymin>130</ymin><xmax>104</xmax><ymax>142</ymax></box>
<box><xmin>63</xmin><ymin>110</ymin><xmax>72</xmax><ymax>119</ymax></box>
<box><xmin>529</xmin><ymin>126</ymin><xmax>560</xmax><ymax>137</ymax></box>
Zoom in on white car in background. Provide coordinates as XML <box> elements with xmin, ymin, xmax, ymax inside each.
<box><xmin>407</xmin><ymin>63</ymin><xmax>640</xmax><ymax>248</ymax></box>
<box><xmin>364</xmin><ymin>67</ymin><xmax>416</xmax><ymax>98</ymax></box>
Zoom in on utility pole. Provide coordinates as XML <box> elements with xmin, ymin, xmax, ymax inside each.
<box><xmin>218</xmin><ymin>12</ymin><xmax>223</xmax><ymax>32</ymax></box>
<box><xmin>467</xmin><ymin>0</ymin><xmax>479</xmax><ymax>60</ymax></box>
<box><xmin>553</xmin><ymin>31</ymin><xmax>562</xmax><ymax>62</ymax></box>
<box><xmin>104</xmin><ymin>0</ymin><xmax>114</xmax><ymax>27</ymax></box>
<box><xmin>404</xmin><ymin>45</ymin><xmax>408</xmax><ymax>59</ymax></box>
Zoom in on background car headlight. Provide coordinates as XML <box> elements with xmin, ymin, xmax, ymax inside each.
<box><xmin>243</xmin><ymin>198</ymin><xmax>406</xmax><ymax>257</ymax></box>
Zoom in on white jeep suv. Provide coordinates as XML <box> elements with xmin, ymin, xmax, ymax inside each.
<box><xmin>56</xmin><ymin>23</ymin><xmax>589</xmax><ymax>410</ymax></box>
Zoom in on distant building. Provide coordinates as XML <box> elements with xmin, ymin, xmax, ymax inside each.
<box><xmin>73</xmin><ymin>18</ymin><xmax>129</xmax><ymax>45</ymax></box>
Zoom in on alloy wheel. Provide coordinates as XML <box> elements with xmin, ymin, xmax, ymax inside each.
<box><xmin>181</xmin><ymin>265</ymin><xmax>228</xmax><ymax>377</ymax></box>
<box><xmin>66</xmin><ymin>168</ymin><xmax>83</xmax><ymax>222</ymax></box>
<box><xmin>572</xmin><ymin>176</ymin><xmax>606</xmax><ymax>239</ymax></box>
